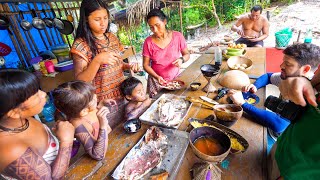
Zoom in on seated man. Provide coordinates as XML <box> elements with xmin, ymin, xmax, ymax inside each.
<box><xmin>268</xmin><ymin>64</ymin><xmax>320</xmax><ymax>180</ymax></box>
<box><xmin>228</xmin><ymin>43</ymin><xmax>320</xmax><ymax>140</ymax></box>
<box><xmin>231</xmin><ymin>5</ymin><xmax>269</xmax><ymax>47</ymax></box>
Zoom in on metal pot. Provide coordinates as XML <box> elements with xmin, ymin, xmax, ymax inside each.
<box><xmin>55</xmin><ymin>5</ymin><xmax>74</xmax><ymax>35</ymax></box>
<box><xmin>42</xmin><ymin>9</ymin><xmax>53</xmax><ymax>28</ymax></box>
<box><xmin>0</xmin><ymin>14</ymin><xmax>12</xmax><ymax>35</ymax></box>
<box><xmin>0</xmin><ymin>15</ymin><xmax>10</xmax><ymax>30</ymax></box>
<box><xmin>19</xmin><ymin>11</ymin><xmax>32</xmax><ymax>31</ymax></box>
<box><xmin>51</xmin><ymin>8</ymin><xmax>64</xmax><ymax>30</ymax></box>
<box><xmin>31</xmin><ymin>9</ymin><xmax>46</xmax><ymax>30</ymax></box>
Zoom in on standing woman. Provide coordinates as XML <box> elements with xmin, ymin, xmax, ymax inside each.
<box><xmin>71</xmin><ymin>0</ymin><xmax>138</xmax><ymax>127</ymax></box>
<box><xmin>71</xmin><ymin>0</ymin><xmax>138</xmax><ymax>102</ymax></box>
<box><xmin>143</xmin><ymin>9</ymin><xmax>190</xmax><ymax>97</ymax></box>
<box><xmin>0</xmin><ymin>69</ymin><xmax>75</xmax><ymax>179</ymax></box>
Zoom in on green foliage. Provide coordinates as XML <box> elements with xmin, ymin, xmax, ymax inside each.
<box><xmin>118</xmin><ymin>23</ymin><xmax>149</xmax><ymax>53</ymax></box>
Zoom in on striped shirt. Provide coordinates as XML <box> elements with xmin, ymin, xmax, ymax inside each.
<box><xmin>71</xmin><ymin>33</ymin><xmax>125</xmax><ymax>101</ymax></box>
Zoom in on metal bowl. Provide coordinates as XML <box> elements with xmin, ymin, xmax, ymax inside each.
<box><xmin>123</xmin><ymin>119</ymin><xmax>141</xmax><ymax>133</ymax></box>
<box><xmin>189</xmin><ymin>126</ymin><xmax>231</xmax><ymax>162</ymax></box>
<box><xmin>200</xmin><ymin>64</ymin><xmax>220</xmax><ymax>77</ymax></box>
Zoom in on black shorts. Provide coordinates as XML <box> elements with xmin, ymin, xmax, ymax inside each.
<box><xmin>235</xmin><ymin>37</ymin><xmax>264</xmax><ymax>47</ymax></box>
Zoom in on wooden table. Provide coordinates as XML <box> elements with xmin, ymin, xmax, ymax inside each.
<box><xmin>65</xmin><ymin>48</ymin><xmax>267</xmax><ymax>179</ymax></box>
<box><xmin>39</xmin><ymin>70</ymin><xmax>74</xmax><ymax>92</ymax></box>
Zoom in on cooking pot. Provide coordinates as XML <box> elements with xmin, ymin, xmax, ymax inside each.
<box><xmin>42</xmin><ymin>9</ymin><xmax>53</xmax><ymax>28</ymax></box>
<box><xmin>51</xmin><ymin>8</ymin><xmax>64</xmax><ymax>30</ymax></box>
<box><xmin>0</xmin><ymin>15</ymin><xmax>10</xmax><ymax>30</ymax></box>
<box><xmin>55</xmin><ymin>6</ymin><xmax>74</xmax><ymax>35</ymax></box>
<box><xmin>31</xmin><ymin>9</ymin><xmax>46</xmax><ymax>30</ymax></box>
<box><xmin>0</xmin><ymin>15</ymin><xmax>13</xmax><ymax>35</ymax></box>
<box><xmin>19</xmin><ymin>11</ymin><xmax>32</xmax><ymax>31</ymax></box>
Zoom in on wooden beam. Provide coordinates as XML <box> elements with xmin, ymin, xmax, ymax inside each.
<box><xmin>179</xmin><ymin>1</ymin><xmax>183</xmax><ymax>33</ymax></box>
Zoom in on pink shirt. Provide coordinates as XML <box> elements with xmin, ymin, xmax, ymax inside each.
<box><xmin>143</xmin><ymin>31</ymin><xmax>187</xmax><ymax>81</ymax></box>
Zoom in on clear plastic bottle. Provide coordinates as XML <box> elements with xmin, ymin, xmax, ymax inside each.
<box><xmin>304</xmin><ymin>28</ymin><xmax>312</xmax><ymax>43</ymax></box>
<box><xmin>41</xmin><ymin>95</ymin><xmax>56</xmax><ymax>122</ymax></box>
<box><xmin>214</xmin><ymin>47</ymin><xmax>222</xmax><ymax>66</ymax></box>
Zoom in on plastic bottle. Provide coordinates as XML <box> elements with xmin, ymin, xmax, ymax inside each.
<box><xmin>41</xmin><ymin>94</ymin><xmax>56</xmax><ymax>122</ymax></box>
<box><xmin>304</xmin><ymin>28</ymin><xmax>312</xmax><ymax>43</ymax></box>
<box><xmin>214</xmin><ymin>47</ymin><xmax>222</xmax><ymax>66</ymax></box>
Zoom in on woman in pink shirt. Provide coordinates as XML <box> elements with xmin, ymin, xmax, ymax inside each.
<box><xmin>143</xmin><ymin>9</ymin><xmax>190</xmax><ymax>97</ymax></box>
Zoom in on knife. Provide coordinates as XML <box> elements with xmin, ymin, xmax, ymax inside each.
<box><xmin>186</xmin><ymin>96</ymin><xmax>215</xmax><ymax>109</ymax></box>
<box><xmin>199</xmin><ymin>96</ymin><xmax>219</xmax><ymax>105</ymax></box>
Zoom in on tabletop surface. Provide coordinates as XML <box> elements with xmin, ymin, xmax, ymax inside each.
<box><xmin>65</xmin><ymin>47</ymin><xmax>267</xmax><ymax>180</ymax></box>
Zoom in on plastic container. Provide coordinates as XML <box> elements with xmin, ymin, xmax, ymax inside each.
<box><xmin>214</xmin><ymin>47</ymin><xmax>222</xmax><ymax>66</ymax></box>
<box><xmin>42</xmin><ymin>100</ymin><xmax>56</xmax><ymax>122</ymax></box>
<box><xmin>51</xmin><ymin>44</ymin><xmax>70</xmax><ymax>63</ymax></box>
<box><xmin>54</xmin><ymin>60</ymin><xmax>74</xmax><ymax>72</ymax></box>
<box><xmin>41</xmin><ymin>94</ymin><xmax>56</xmax><ymax>122</ymax></box>
<box><xmin>304</xmin><ymin>29</ymin><xmax>312</xmax><ymax>43</ymax></box>
<box><xmin>45</xmin><ymin>60</ymin><xmax>55</xmax><ymax>73</ymax></box>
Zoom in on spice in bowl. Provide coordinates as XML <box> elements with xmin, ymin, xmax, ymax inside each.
<box><xmin>190</xmin><ymin>82</ymin><xmax>201</xmax><ymax>91</ymax></box>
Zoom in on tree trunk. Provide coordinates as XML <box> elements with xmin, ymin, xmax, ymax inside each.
<box><xmin>211</xmin><ymin>0</ymin><xmax>222</xmax><ymax>28</ymax></box>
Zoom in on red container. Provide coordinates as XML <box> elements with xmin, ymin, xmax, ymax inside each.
<box><xmin>45</xmin><ymin>61</ymin><xmax>55</xmax><ymax>73</ymax></box>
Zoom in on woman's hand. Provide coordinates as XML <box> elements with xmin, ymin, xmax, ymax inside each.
<box><xmin>130</xmin><ymin>62</ymin><xmax>141</xmax><ymax>72</ymax></box>
<box><xmin>95</xmin><ymin>51</ymin><xmax>121</xmax><ymax>66</ymax></box>
<box><xmin>228</xmin><ymin>89</ymin><xmax>246</xmax><ymax>106</ymax></box>
<box><xmin>172</xmin><ymin>58</ymin><xmax>183</xmax><ymax>67</ymax></box>
<box><xmin>53</xmin><ymin>121</ymin><xmax>75</xmax><ymax>144</ymax></box>
<box><xmin>157</xmin><ymin>76</ymin><xmax>167</xmax><ymax>85</ymax></box>
<box><xmin>97</xmin><ymin>106</ymin><xmax>111</xmax><ymax>132</ymax></box>
<box><xmin>242</xmin><ymin>84</ymin><xmax>257</xmax><ymax>93</ymax></box>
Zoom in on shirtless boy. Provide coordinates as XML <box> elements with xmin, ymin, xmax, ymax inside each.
<box><xmin>120</xmin><ymin>77</ymin><xmax>152</xmax><ymax>120</ymax></box>
<box><xmin>231</xmin><ymin>5</ymin><xmax>269</xmax><ymax>47</ymax></box>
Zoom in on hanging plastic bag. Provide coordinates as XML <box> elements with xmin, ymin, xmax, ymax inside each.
<box><xmin>275</xmin><ymin>28</ymin><xmax>292</xmax><ymax>48</ymax></box>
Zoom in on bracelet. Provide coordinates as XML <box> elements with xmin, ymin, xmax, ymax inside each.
<box><xmin>180</xmin><ymin>57</ymin><xmax>185</xmax><ymax>63</ymax></box>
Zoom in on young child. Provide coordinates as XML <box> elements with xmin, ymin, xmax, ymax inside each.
<box><xmin>52</xmin><ymin>80</ymin><xmax>113</xmax><ymax>160</ymax></box>
<box><xmin>120</xmin><ymin>77</ymin><xmax>152</xmax><ymax>120</ymax></box>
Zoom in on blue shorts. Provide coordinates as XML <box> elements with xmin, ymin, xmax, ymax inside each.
<box><xmin>235</xmin><ymin>37</ymin><xmax>264</xmax><ymax>47</ymax></box>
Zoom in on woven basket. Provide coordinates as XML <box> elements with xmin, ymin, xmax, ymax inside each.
<box><xmin>275</xmin><ymin>34</ymin><xmax>291</xmax><ymax>48</ymax></box>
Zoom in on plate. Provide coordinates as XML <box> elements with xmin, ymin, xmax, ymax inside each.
<box><xmin>242</xmin><ymin>92</ymin><xmax>260</xmax><ymax>105</ymax></box>
<box><xmin>112</xmin><ymin>127</ymin><xmax>189</xmax><ymax>180</ymax></box>
<box><xmin>220</xmin><ymin>39</ymin><xmax>234</xmax><ymax>45</ymax></box>
<box><xmin>243</xmin><ymin>36</ymin><xmax>256</xmax><ymax>39</ymax></box>
<box><xmin>139</xmin><ymin>94</ymin><xmax>192</xmax><ymax>129</ymax></box>
<box><xmin>161</xmin><ymin>80</ymin><xmax>185</xmax><ymax>90</ymax></box>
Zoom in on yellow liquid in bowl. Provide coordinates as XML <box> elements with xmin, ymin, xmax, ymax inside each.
<box><xmin>194</xmin><ymin>137</ymin><xmax>224</xmax><ymax>156</ymax></box>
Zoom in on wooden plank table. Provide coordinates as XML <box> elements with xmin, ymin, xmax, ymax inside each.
<box><xmin>39</xmin><ymin>70</ymin><xmax>74</xmax><ymax>92</ymax></box>
<box><xmin>65</xmin><ymin>48</ymin><xmax>267</xmax><ymax>179</ymax></box>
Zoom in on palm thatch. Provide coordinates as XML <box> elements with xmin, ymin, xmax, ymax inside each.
<box><xmin>126</xmin><ymin>0</ymin><xmax>158</xmax><ymax>27</ymax></box>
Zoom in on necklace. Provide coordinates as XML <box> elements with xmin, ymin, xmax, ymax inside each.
<box><xmin>156</xmin><ymin>30</ymin><xmax>169</xmax><ymax>41</ymax></box>
<box><xmin>0</xmin><ymin>119</ymin><xmax>29</xmax><ymax>133</ymax></box>
<box><xmin>94</xmin><ymin>34</ymin><xmax>106</xmax><ymax>40</ymax></box>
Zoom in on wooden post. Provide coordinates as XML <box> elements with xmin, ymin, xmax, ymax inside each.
<box><xmin>0</xmin><ymin>4</ymin><xmax>26</xmax><ymax>68</ymax></box>
<box><xmin>3</xmin><ymin>3</ymin><xmax>31</xmax><ymax>63</ymax></box>
<box><xmin>179</xmin><ymin>1</ymin><xmax>183</xmax><ymax>34</ymax></box>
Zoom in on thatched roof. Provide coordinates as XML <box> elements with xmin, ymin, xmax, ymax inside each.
<box><xmin>114</xmin><ymin>0</ymin><xmax>180</xmax><ymax>27</ymax></box>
